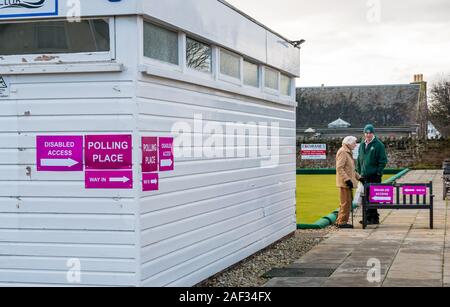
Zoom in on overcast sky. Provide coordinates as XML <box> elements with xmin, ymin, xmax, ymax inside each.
<box><xmin>227</xmin><ymin>0</ymin><xmax>450</xmax><ymax>87</ymax></box>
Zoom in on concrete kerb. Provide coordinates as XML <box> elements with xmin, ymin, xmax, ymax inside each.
<box><xmin>297</xmin><ymin>169</ymin><xmax>411</xmax><ymax>229</ymax></box>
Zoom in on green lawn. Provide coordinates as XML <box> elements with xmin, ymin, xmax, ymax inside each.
<box><xmin>296</xmin><ymin>174</ymin><xmax>393</xmax><ymax>224</ymax></box>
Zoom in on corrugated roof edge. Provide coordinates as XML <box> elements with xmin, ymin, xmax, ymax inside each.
<box><xmin>217</xmin><ymin>0</ymin><xmax>300</xmax><ymax>49</ymax></box>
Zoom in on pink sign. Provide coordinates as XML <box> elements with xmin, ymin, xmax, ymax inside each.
<box><xmin>142</xmin><ymin>137</ymin><xmax>158</xmax><ymax>173</ymax></box>
<box><xmin>85</xmin><ymin>135</ymin><xmax>132</xmax><ymax>170</ymax></box>
<box><xmin>143</xmin><ymin>173</ymin><xmax>159</xmax><ymax>192</ymax></box>
<box><xmin>37</xmin><ymin>136</ymin><xmax>83</xmax><ymax>172</ymax></box>
<box><xmin>159</xmin><ymin>137</ymin><xmax>174</xmax><ymax>172</ymax></box>
<box><xmin>85</xmin><ymin>170</ymin><xmax>133</xmax><ymax>189</ymax></box>
<box><xmin>369</xmin><ymin>186</ymin><xmax>394</xmax><ymax>204</ymax></box>
<box><xmin>403</xmin><ymin>186</ymin><xmax>427</xmax><ymax>195</ymax></box>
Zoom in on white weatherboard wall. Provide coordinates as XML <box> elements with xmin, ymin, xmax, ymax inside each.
<box><xmin>0</xmin><ymin>0</ymin><xmax>299</xmax><ymax>287</ymax></box>
<box><xmin>0</xmin><ymin>17</ymin><xmax>141</xmax><ymax>287</ymax></box>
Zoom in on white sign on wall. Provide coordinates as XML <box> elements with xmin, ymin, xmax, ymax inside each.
<box><xmin>0</xmin><ymin>0</ymin><xmax>58</xmax><ymax>19</ymax></box>
<box><xmin>301</xmin><ymin>144</ymin><xmax>327</xmax><ymax>160</ymax></box>
<box><xmin>0</xmin><ymin>76</ymin><xmax>9</xmax><ymax>98</ymax></box>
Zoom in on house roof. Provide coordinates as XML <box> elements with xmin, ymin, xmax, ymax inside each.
<box><xmin>296</xmin><ymin>84</ymin><xmax>421</xmax><ymax>129</ymax></box>
<box><xmin>328</xmin><ymin>118</ymin><xmax>351</xmax><ymax>128</ymax></box>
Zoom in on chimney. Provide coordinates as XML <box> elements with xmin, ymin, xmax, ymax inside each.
<box><xmin>413</xmin><ymin>74</ymin><xmax>424</xmax><ymax>83</ymax></box>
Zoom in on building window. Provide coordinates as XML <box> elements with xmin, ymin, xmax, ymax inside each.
<box><xmin>243</xmin><ymin>60</ymin><xmax>259</xmax><ymax>87</ymax></box>
<box><xmin>220</xmin><ymin>49</ymin><xmax>240</xmax><ymax>79</ymax></box>
<box><xmin>143</xmin><ymin>22</ymin><xmax>179</xmax><ymax>65</ymax></box>
<box><xmin>0</xmin><ymin>19</ymin><xmax>110</xmax><ymax>56</ymax></box>
<box><xmin>280</xmin><ymin>74</ymin><xmax>291</xmax><ymax>96</ymax></box>
<box><xmin>186</xmin><ymin>37</ymin><xmax>212</xmax><ymax>73</ymax></box>
<box><xmin>264</xmin><ymin>67</ymin><xmax>279</xmax><ymax>90</ymax></box>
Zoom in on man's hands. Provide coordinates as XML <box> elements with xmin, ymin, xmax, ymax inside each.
<box><xmin>345</xmin><ymin>180</ymin><xmax>354</xmax><ymax>189</ymax></box>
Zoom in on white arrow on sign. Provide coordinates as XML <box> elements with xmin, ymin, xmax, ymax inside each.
<box><xmin>109</xmin><ymin>176</ymin><xmax>130</xmax><ymax>183</ymax></box>
<box><xmin>160</xmin><ymin>159</ymin><xmax>173</xmax><ymax>167</ymax></box>
<box><xmin>372</xmin><ymin>196</ymin><xmax>392</xmax><ymax>201</ymax></box>
<box><xmin>41</xmin><ymin>158</ymin><xmax>79</xmax><ymax>167</ymax></box>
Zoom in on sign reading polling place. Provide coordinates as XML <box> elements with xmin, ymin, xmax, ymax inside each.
<box><xmin>85</xmin><ymin>135</ymin><xmax>132</xmax><ymax>170</ymax></box>
<box><xmin>142</xmin><ymin>137</ymin><xmax>158</xmax><ymax>173</ymax></box>
<box><xmin>0</xmin><ymin>0</ymin><xmax>58</xmax><ymax>18</ymax></box>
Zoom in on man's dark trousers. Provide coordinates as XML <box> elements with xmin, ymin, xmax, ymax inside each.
<box><xmin>366</xmin><ymin>174</ymin><xmax>382</xmax><ymax>222</ymax></box>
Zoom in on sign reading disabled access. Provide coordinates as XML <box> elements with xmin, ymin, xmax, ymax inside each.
<box><xmin>370</xmin><ymin>186</ymin><xmax>394</xmax><ymax>204</ymax></box>
<box><xmin>36</xmin><ymin>136</ymin><xmax>83</xmax><ymax>171</ymax></box>
<box><xmin>142</xmin><ymin>173</ymin><xmax>159</xmax><ymax>192</ymax></box>
<box><xmin>142</xmin><ymin>137</ymin><xmax>158</xmax><ymax>173</ymax></box>
<box><xmin>85</xmin><ymin>170</ymin><xmax>133</xmax><ymax>189</ymax></box>
<box><xmin>159</xmin><ymin>137</ymin><xmax>174</xmax><ymax>172</ymax></box>
<box><xmin>402</xmin><ymin>186</ymin><xmax>427</xmax><ymax>195</ymax></box>
<box><xmin>85</xmin><ymin>135</ymin><xmax>132</xmax><ymax>169</ymax></box>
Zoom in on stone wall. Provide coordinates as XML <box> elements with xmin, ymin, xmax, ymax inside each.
<box><xmin>297</xmin><ymin>138</ymin><xmax>450</xmax><ymax>169</ymax></box>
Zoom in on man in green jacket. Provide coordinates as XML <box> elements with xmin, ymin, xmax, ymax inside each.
<box><xmin>356</xmin><ymin>124</ymin><xmax>388</xmax><ymax>224</ymax></box>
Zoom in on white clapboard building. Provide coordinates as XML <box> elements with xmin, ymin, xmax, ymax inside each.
<box><xmin>0</xmin><ymin>0</ymin><xmax>300</xmax><ymax>286</ymax></box>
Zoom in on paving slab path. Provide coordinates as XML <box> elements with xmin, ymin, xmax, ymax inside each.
<box><xmin>265</xmin><ymin>170</ymin><xmax>449</xmax><ymax>287</ymax></box>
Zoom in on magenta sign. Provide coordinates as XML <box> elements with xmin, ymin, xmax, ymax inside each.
<box><xmin>142</xmin><ymin>137</ymin><xmax>158</xmax><ymax>173</ymax></box>
<box><xmin>369</xmin><ymin>186</ymin><xmax>394</xmax><ymax>204</ymax></box>
<box><xmin>159</xmin><ymin>137</ymin><xmax>174</xmax><ymax>172</ymax></box>
<box><xmin>85</xmin><ymin>135</ymin><xmax>132</xmax><ymax>169</ymax></box>
<box><xmin>143</xmin><ymin>173</ymin><xmax>159</xmax><ymax>192</ymax></box>
<box><xmin>85</xmin><ymin>170</ymin><xmax>133</xmax><ymax>189</ymax></box>
<box><xmin>36</xmin><ymin>136</ymin><xmax>83</xmax><ymax>172</ymax></box>
<box><xmin>403</xmin><ymin>186</ymin><xmax>427</xmax><ymax>195</ymax></box>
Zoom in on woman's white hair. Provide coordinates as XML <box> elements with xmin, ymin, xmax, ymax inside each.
<box><xmin>342</xmin><ymin>136</ymin><xmax>357</xmax><ymax>145</ymax></box>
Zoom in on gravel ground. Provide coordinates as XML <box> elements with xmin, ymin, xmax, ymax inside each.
<box><xmin>196</xmin><ymin>229</ymin><xmax>334</xmax><ymax>287</ymax></box>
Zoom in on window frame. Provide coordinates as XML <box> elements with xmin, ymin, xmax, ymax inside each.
<box><xmin>263</xmin><ymin>66</ymin><xmax>280</xmax><ymax>94</ymax></box>
<box><xmin>185</xmin><ymin>36</ymin><xmax>214</xmax><ymax>76</ymax></box>
<box><xmin>242</xmin><ymin>58</ymin><xmax>260</xmax><ymax>89</ymax></box>
<box><xmin>280</xmin><ymin>73</ymin><xmax>293</xmax><ymax>97</ymax></box>
<box><xmin>0</xmin><ymin>17</ymin><xmax>115</xmax><ymax>65</ymax></box>
<box><xmin>218</xmin><ymin>48</ymin><xmax>242</xmax><ymax>85</ymax></box>
<box><xmin>141</xmin><ymin>19</ymin><xmax>183</xmax><ymax>71</ymax></box>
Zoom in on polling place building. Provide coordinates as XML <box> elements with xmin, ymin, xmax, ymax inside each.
<box><xmin>0</xmin><ymin>0</ymin><xmax>300</xmax><ymax>286</ymax></box>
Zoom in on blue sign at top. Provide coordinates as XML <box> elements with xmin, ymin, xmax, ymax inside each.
<box><xmin>0</xmin><ymin>0</ymin><xmax>58</xmax><ymax>18</ymax></box>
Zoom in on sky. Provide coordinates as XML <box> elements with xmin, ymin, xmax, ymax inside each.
<box><xmin>227</xmin><ymin>0</ymin><xmax>450</xmax><ymax>87</ymax></box>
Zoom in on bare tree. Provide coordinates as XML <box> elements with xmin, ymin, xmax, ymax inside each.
<box><xmin>186</xmin><ymin>39</ymin><xmax>211</xmax><ymax>72</ymax></box>
<box><xmin>429</xmin><ymin>77</ymin><xmax>450</xmax><ymax>138</ymax></box>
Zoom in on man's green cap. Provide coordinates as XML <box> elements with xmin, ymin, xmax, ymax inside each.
<box><xmin>364</xmin><ymin>124</ymin><xmax>375</xmax><ymax>134</ymax></box>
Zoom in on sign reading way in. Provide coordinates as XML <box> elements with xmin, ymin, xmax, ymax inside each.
<box><xmin>85</xmin><ymin>170</ymin><xmax>133</xmax><ymax>190</ymax></box>
<box><xmin>369</xmin><ymin>186</ymin><xmax>394</xmax><ymax>204</ymax></box>
<box><xmin>36</xmin><ymin>136</ymin><xmax>83</xmax><ymax>172</ymax></box>
<box><xmin>142</xmin><ymin>173</ymin><xmax>159</xmax><ymax>192</ymax></box>
<box><xmin>402</xmin><ymin>186</ymin><xmax>427</xmax><ymax>195</ymax></box>
<box><xmin>301</xmin><ymin>144</ymin><xmax>327</xmax><ymax>160</ymax></box>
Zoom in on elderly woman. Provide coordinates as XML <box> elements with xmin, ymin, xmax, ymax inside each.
<box><xmin>335</xmin><ymin>136</ymin><xmax>360</xmax><ymax>229</ymax></box>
